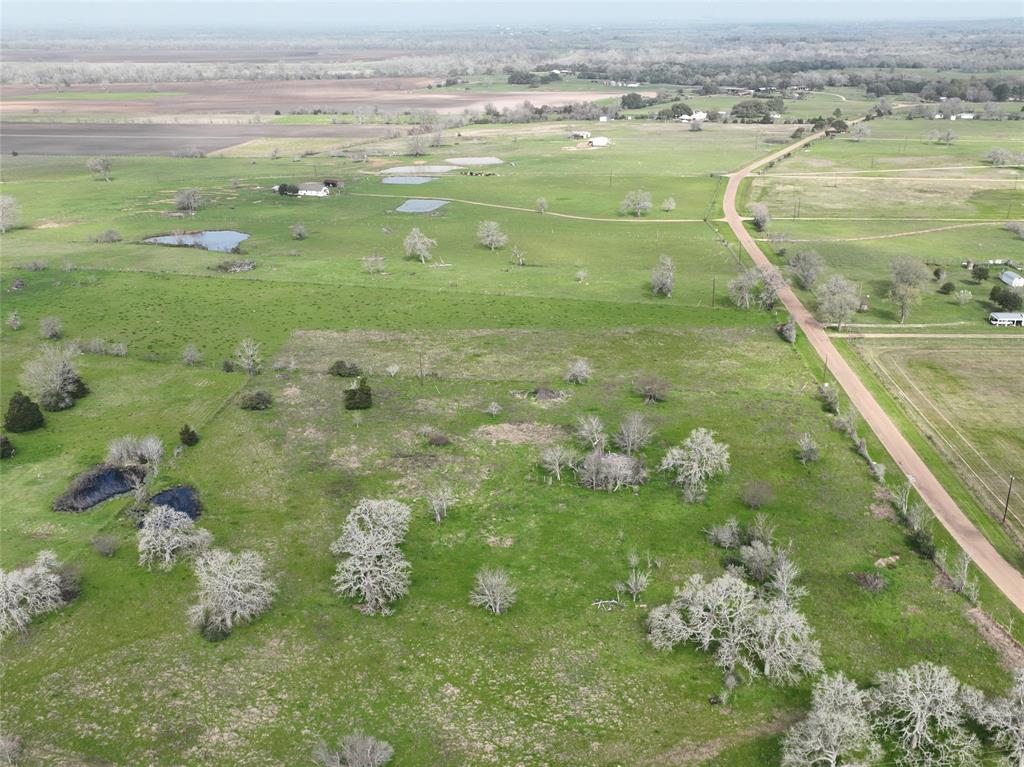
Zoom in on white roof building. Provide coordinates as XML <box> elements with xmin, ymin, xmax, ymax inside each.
<box><xmin>571</xmin><ymin>130</ymin><xmax>592</xmax><ymax>139</ymax></box>
<box><xmin>588</xmin><ymin>136</ymin><xmax>611</xmax><ymax>147</ymax></box>
<box><xmin>989</xmin><ymin>311</ymin><xmax>1024</xmax><ymax>327</ymax></box>
<box><xmin>297</xmin><ymin>182</ymin><xmax>330</xmax><ymax>197</ymax></box>
<box><xmin>999</xmin><ymin>270</ymin><xmax>1024</xmax><ymax>288</ymax></box>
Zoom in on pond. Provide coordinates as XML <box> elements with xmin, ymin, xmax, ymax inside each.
<box><xmin>383</xmin><ymin>176</ymin><xmax>435</xmax><ymax>185</ymax></box>
<box><xmin>148</xmin><ymin>485</ymin><xmax>202</xmax><ymax>521</ymax></box>
<box><xmin>144</xmin><ymin>230</ymin><xmax>250</xmax><ymax>253</ymax></box>
<box><xmin>53</xmin><ymin>464</ymin><xmax>146</xmax><ymax>513</ymax></box>
<box><xmin>396</xmin><ymin>199</ymin><xmax>448</xmax><ymax>213</ymax></box>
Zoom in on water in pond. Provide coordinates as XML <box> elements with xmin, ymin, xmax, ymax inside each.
<box><xmin>383</xmin><ymin>176</ymin><xmax>435</xmax><ymax>185</ymax></box>
<box><xmin>396</xmin><ymin>199</ymin><xmax>448</xmax><ymax>213</ymax></box>
<box><xmin>144</xmin><ymin>230</ymin><xmax>250</xmax><ymax>253</ymax></box>
<box><xmin>53</xmin><ymin>464</ymin><xmax>146</xmax><ymax>513</ymax></box>
<box><xmin>149</xmin><ymin>485</ymin><xmax>202</xmax><ymax>520</ymax></box>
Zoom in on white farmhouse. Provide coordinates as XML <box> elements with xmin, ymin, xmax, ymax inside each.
<box><xmin>297</xmin><ymin>182</ymin><xmax>330</xmax><ymax>197</ymax></box>
<box><xmin>999</xmin><ymin>270</ymin><xmax>1024</xmax><ymax>288</ymax></box>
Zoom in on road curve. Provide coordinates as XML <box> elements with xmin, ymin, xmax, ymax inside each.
<box><xmin>722</xmin><ymin>133</ymin><xmax>1024</xmax><ymax>613</ymax></box>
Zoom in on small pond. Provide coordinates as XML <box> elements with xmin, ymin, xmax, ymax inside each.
<box><xmin>383</xmin><ymin>176</ymin><xmax>435</xmax><ymax>185</ymax></box>
<box><xmin>53</xmin><ymin>464</ymin><xmax>146</xmax><ymax>513</ymax></box>
<box><xmin>396</xmin><ymin>199</ymin><xmax>448</xmax><ymax>213</ymax></box>
<box><xmin>144</xmin><ymin>230</ymin><xmax>250</xmax><ymax>253</ymax></box>
<box><xmin>148</xmin><ymin>485</ymin><xmax>202</xmax><ymax>521</ymax></box>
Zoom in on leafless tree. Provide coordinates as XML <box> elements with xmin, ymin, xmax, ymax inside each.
<box><xmin>953</xmin><ymin>289</ymin><xmax>972</xmax><ymax>307</ymax></box>
<box><xmin>6</xmin><ymin>312</ymin><xmax>21</xmax><ymax>331</ymax></box>
<box><xmin>107</xmin><ymin>434</ymin><xmax>164</xmax><ymax>471</ymax></box>
<box><xmin>406</xmin><ymin>133</ymin><xmax>427</xmax><ymax>156</ymax></box>
<box><xmin>850</xmin><ymin>124</ymin><xmax>872</xmax><ymax>142</ymax></box>
<box><xmin>985</xmin><ymin>148</ymin><xmax>1015</xmax><ymax>166</ymax></box>
<box><xmin>620</xmin><ymin>190</ymin><xmax>653</xmax><ymax>217</ymax></box>
<box><xmin>749</xmin><ymin>203</ymin><xmax>771</xmax><ymax>231</ymax></box>
<box><xmin>889</xmin><ymin>257</ymin><xmax>931</xmax><ymax>324</ymax></box>
<box><xmin>291</xmin><ymin>223</ymin><xmax>307</xmax><ymax>240</ymax></box>
<box><xmin>816</xmin><ymin>275</ymin><xmax>860</xmax><ymax>331</ymax></box>
<box><xmin>788</xmin><ymin>250</ymin><xmax>824</xmax><ymax>290</ymax></box>
<box><xmin>778</xmin><ymin>315</ymin><xmax>798</xmax><ymax>344</ymax></box>
<box><xmin>797</xmin><ymin>433</ymin><xmax>820</xmax><ymax>464</ymax></box>
<box><xmin>189</xmin><ymin>549</ymin><xmax>276</xmax><ymax>639</ymax></box>
<box><xmin>973</xmin><ymin>669</ymin><xmax>1024</xmax><ymax>767</ymax></box>
<box><xmin>539</xmin><ymin>444</ymin><xmax>578</xmax><ymax>481</ymax></box>
<box><xmin>660</xmin><ymin>427</ymin><xmax>730</xmax><ymax>502</ymax></box>
<box><xmin>313</xmin><ymin>733</ymin><xmax>394</xmax><ymax>767</ymax></box>
<box><xmin>575</xmin><ymin>414</ymin><xmax>607</xmax><ymax>450</ymax></box>
<box><xmin>578</xmin><ymin>450</ymin><xmax>647</xmax><ymax>491</ymax></box>
<box><xmin>706</xmin><ymin>517</ymin><xmax>741</xmax><ymax>549</ymax></box>
<box><xmin>575</xmin><ymin>269</ymin><xmax>588</xmax><ymax>283</ymax></box>
<box><xmin>331</xmin><ymin>499</ymin><xmax>411</xmax><ymax>615</ymax></box>
<box><xmin>20</xmin><ymin>344</ymin><xmax>81</xmax><ymax>411</ymax></box>
<box><xmin>615</xmin><ymin>412</ymin><xmax>654</xmax><ymax>454</ymax></box>
<box><xmin>234</xmin><ymin>338</ymin><xmax>263</xmax><ymax>376</ymax></box>
<box><xmin>661</xmin><ymin>197</ymin><xmax>677</xmax><ymax>212</ymax></box>
<box><xmin>137</xmin><ymin>505</ymin><xmax>212</xmax><ymax>571</ymax></box>
<box><xmin>426</xmin><ymin>485</ymin><xmax>456</xmax><ymax>523</ymax></box>
<box><xmin>782</xmin><ymin>672</ymin><xmax>881</xmax><ymax>767</ymax></box>
<box><xmin>39</xmin><ymin>316</ymin><xmax>62</xmax><ymax>340</ymax></box>
<box><xmin>182</xmin><ymin>344</ymin><xmax>203</xmax><ymax>366</ymax></box>
<box><xmin>86</xmin><ymin>156</ymin><xmax>113</xmax><ymax>181</ymax></box>
<box><xmin>0</xmin><ymin>550</ymin><xmax>67</xmax><ymax>638</ymax></box>
<box><xmin>651</xmin><ymin>255</ymin><xmax>675</xmax><ymax>297</ymax></box>
<box><xmin>477</xmin><ymin>220</ymin><xmax>508</xmax><ymax>251</ymax></box>
<box><xmin>403</xmin><ymin>228</ymin><xmax>436</xmax><ymax>264</ymax></box>
<box><xmin>484</xmin><ymin>401</ymin><xmax>502</xmax><ymax>417</ymax></box>
<box><xmin>565</xmin><ymin>357</ymin><xmax>593</xmax><ymax>384</ymax></box>
<box><xmin>0</xmin><ymin>195</ymin><xmax>19</xmax><ymax>234</ymax></box>
<box><xmin>175</xmin><ymin>189</ymin><xmax>202</xmax><ymax>214</ymax></box>
<box><xmin>0</xmin><ymin>733</ymin><xmax>22</xmax><ymax>764</ymax></box>
<box><xmin>362</xmin><ymin>254</ymin><xmax>386</xmax><ymax>274</ymax></box>
<box><xmin>469</xmin><ymin>567</ymin><xmax>517</xmax><ymax>614</ymax></box>
<box><xmin>870</xmin><ymin>662</ymin><xmax>979</xmax><ymax>767</ymax></box>
<box><xmin>536</xmin><ymin>197</ymin><xmax>548</xmax><ymax>214</ymax></box>
<box><xmin>728</xmin><ymin>268</ymin><xmax>762</xmax><ymax>309</ymax></box>
<box><xmin>635</xmin><ymin>374</ymin><xmax>669</xmax><ymax>404</ymax></box>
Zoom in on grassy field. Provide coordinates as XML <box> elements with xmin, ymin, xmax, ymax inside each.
<box><xmin>1</xmin><ymin>118</ymin><xmax>1020</xmax><ymax>766</ymax></box>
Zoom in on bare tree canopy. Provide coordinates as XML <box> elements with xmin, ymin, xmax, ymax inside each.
<box><xmin>86</xmin><ymin>156</ymin><xmax>113</xmax><ymax>181</ymax></box>
<box><xmin>816</xmin><ymin>275</ymin><xmax>860</xmax><ymax>331</ymax></box>
<box><xmin>660</xmin><ymin>427</ymin><xmax>731</xmax><ymax>502</ymax></box>
<box><xmin>0</xmin><ymin>195</ymin><xmax>19</xmax><ymax>234</ymax></box>
<box><xmin>0</xmin><ymin>550</ymin><xmax>69</xmax><ymax>638</ymax></box>
<box><xmin>175</xmin><ymin>188</ymin><xmax>202</xmax><ymax>214</ymax></box>
<box><xmin>403</xmin><ymin>227</ymin><xmax>437</xmax><ymax>264</ymax></box>
<box><xmin>331</xmin><ymin>499</ymin><xmax>412</xmax><ymax>615</ymax></box>
<box><xmin>651</xmin><ymin>255</ymin><xmax>676</xmax><ymax>297</ymax></box>
<box><xmin>782</xmin><ymin>672</ymin><xmax>880</xmax><ymax>767</ymax></box>
<box><xmin>189</xmin><ymin>548</ymin><xmax>276</xmax><ymax>640</ymax></box>
<box><xmin>620</xmin><ymin>190</ymin><xmax>653</xmax><ymax>217</ymax></box>
<box><xmin>137</xmin><ymin>505</ymin><xmax>212</xmax><ymax>571</ymax></box>
<box><xmin>477</xmin><ymin>220</ymin><xmax>508</xmax><ymax>251</ymax></box>
<box><xmin>469</xmin><ymin>567</ymin><xmax>517</xmax><ymax>614</ymax></box>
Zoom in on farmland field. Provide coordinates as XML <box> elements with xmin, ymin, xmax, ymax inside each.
<box><xmin>2</xmin><ymin>68</ymin><xmax>1023</xmax><ymax>766</ymax></box>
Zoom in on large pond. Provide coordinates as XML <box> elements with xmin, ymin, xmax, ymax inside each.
<box><xmin>396</xmin><ymin>199</ymin><xmax>448</xmax><ymax>213</ymax></box>
<box><xmin>144</xmin><ymin>230</ymin><xmax>250</xmax><ymax>252</ymax></box>
<box><xmin>383</xmin><ymin>176</ymin><xmax>435</xmax><ymax>185</ymax></box>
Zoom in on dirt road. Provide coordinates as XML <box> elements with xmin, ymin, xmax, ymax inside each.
<box><xmin>723</xmin><ymin>135</ymin><xmax>1024</xmax><ymax>613</ymax></box>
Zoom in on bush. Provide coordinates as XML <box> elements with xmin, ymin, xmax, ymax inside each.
<box><xmin>90</xmin><ymin>534</ymin><xmax>119</xmax><ymax>557</ymax></box>
<box><xmin>0</xmin><ymin>434</ymin><xmax>13</xmax><ymax>459</ymax></box>
<box><xmin>4</xmin><ymin>390</ymin><xmax>44</xmax><ymax>432</ymax></box>
<box><xmin>328</xmin><ymin>360</ymin><xmax>362</xmax><ymax>377</ymax></box>
<box><xmin>971</xmin><ymin>265</ymin><xmax>989</xmax><ymax>282</ymax></box>
<box><xmin>179</xmin><ymin>424</ymin><xmax>200</xmax><ymax>446</ymax></box>
<box><xmin>909</xmin><ymin>527</ymin><xmax>936</xmax><ymax>560</ymax></box>
<box><xmin>938</xmin><ymin>281</ymin><xmax>955</xmax><ymax>294</ymax></box>
<box><xmin>817</xmin><ymin>383</ymin><xmax>839</xmax><ymax>414</ymax></box>
<box><xmin>741</xmin><ymin>480</ymin><xmax>774</xmax><ymax>509</ymax></box>
<box><xmin>222</xmin><ymin>359</ymin><xmax>236</xmax><ymax>373</ymax></box>
<box><xmin>239</xmin><ymin>390</ymin><xmax>273</xmax><ymax>410</ymax></box>
<box><xmin>94</xmin><ymin>229</ymin><xmax>122</xmax><ymax>243</ymax></box>
<box><xmin>851</xmin><ymin>571</ymin><xmax>887</xmax><ymax>593</ymax></box>
<box><xmin>39</xmin><ymin>316</ymin><xmax>62</xmax><ymax>340</ymax></box>
<box><xmin>344</xmin><ymin>377</ymin><xmax>372</xmax><ymax>410</ymax></box>
<box><xmin>797</xmin><ymin>433</ymin><xmax>820</xmax><ymax>464</ymax></box>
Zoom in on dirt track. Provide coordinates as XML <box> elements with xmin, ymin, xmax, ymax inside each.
<box><xmin>723</xmin><ymin>135</ymin><xmax>1024</xmax><ymax>613</ymax></box>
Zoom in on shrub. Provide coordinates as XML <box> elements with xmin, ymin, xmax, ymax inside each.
<box><xmin>469</xmin><ymin>567</ymin><xmax>518</xmax><ymax>615</ymax></box>
<box><xmin>741</xmin><ymin>480</ymin><xmax>774</xmax><ymax>509</ymax></box>
<box><xmin>0</xmin><ymin>550</ymin><xmax>70</xmax><ymax>638</ymax></box>
<box><xmin>107</xmin><ymin>435</ymin><xmax>164</xmax><ymax>469</ymax></box>
<box><xmin>851</xmin><ymin>571</ymin><xmax>888</xmax><ymax>593</ymax></box>
<box><xmin>291</xmin><ymin>223</ymin><xmax>308</xmax><ymax>240</ymax></box>
<box><xmin>909</xmin><ymin>527</ymin><xmax>936</xmax><ymax>560</ymax></box>
<box><xmin>578</xmin><ymin>450</ymin><xmax>647</xmax><ymax>492</ymax></box>
<box><xmin>90</xmin><ymin>534</ymin><xmax>119</xmax><ymax>557</ymax></box>
<box><xmin>0</xmin><ymin>435</ymin><xmax>13</xmax><ymax>459</ymax></box>
<box><xmin>938</xmin><ymin>281</ymin><xmax>955</xmax><ymax>294</ymax></box>
<box><xmin>3</xmin><ymin>390</ymin><xmax>44</xmax><ymax>432</ymax></box>
<box><xmin>313</xmin><ymin>733</ymin><xmax>394</xmax><ymax>767</ymax></box>
<box><xmin>636</xmin><ymin>374</ymin><xmax>669</xmax><ymax>404</ymax></box>
<box><xmin>94</xmin><ymin>229</ymin><xmax>122</xmax><ymax>243</ymax></box>
<box><xmin>565</xmin><ymin>357</ymin><xmax>592</xmax><ymax>384</ymax></box>
<box><xmin>182</xmin><ymin>344</ymin><xmax>202</xmax><ymax>366</ymax></box>
<box><xmin>6</xmin><ymin>311</ymin><xmax>21</xmax><ymax>330</ymax></box>
<box><xmin>20</xmin><ymin>345</ymin><xmax>84</xmax><ymax>412</ymax></box>
<box><xmin>39</xmin><ymin>316</ymin><xmax>62</xmax><ymax>340</ymax></box>
<box><xmin>797</xmin><ymin>433</ymin><xmax>820</xmax><ymax>464</ymax></box>
<box><xmin>344</xmin><ymin>377</ymin><xmax>372</xmax><ymax>410</ymax></box>
<box><xmin>239</xmin><ymin>390</ymin><xmax>273</xmax><ymax>410</ymax></box>
<box><xmin>328</xmin><ymin>360</ymin><xmax>361</xmax><ymax>377</ymax></box>
<box><xmin>817</xmin><ymin>383</ymin><xmax>839</xmax><ymax>414</ymax></box>
<box><xmin>971</xmin><ymin>264</ymin><xmax>989</xmax><ymax>282</ymax></box>
<box><xmin>179</xmin><ymin>424</ymin><xmax>199</xmax><ymax>446</ymax></box>
<box><xmin>222</xmin><ymin>359</ymin><xmax>235</xmax><ymax>373</ymax></box>
<box><xmin>777</xmin><ymin>315</ymin><xmax>798</xmax><ymax>344</ymax></box>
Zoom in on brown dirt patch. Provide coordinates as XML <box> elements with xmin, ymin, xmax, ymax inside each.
<box><xmin>966</xmin><ymin>607</ymin><xmax>1024</xmax><ymax>670</ymax></box>
<box><xmin>473</xmin><ymin>422</ymin><xmax>563</xmax><ymax>445</ymax></box>
<box><xmin>648</xmin><ymin>711</ymin><xmax>798</xmax><ymax>766</ymax></box>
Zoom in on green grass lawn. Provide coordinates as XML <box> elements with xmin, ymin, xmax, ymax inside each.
<box><xmin>1</xmin><ymin>119</ymin><xmax>1020</xmax><ymax>765</ymax></box>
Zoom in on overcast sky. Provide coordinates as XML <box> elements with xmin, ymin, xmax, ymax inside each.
<box><xmin>4</xmin><ymin>0</ymin><xmax>1021</xmax><ymax>29</ymax></box>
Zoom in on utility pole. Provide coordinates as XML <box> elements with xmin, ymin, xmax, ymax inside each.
<box><xmin>711</xmin><ymin>277</ymin><xmax>716</xmax><ymax>308</ymax></box>
<box><xmin>1004</xmin><ymin>475</ymin><xmax>1015</xmax><ymax>525</ymax></box>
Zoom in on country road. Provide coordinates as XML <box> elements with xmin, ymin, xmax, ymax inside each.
<box><xmin>723</xmin><ymin>133</ymin><xmax>1024</xmax><ymax>613</ymax></box>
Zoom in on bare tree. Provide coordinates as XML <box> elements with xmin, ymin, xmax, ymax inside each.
<box><xmin>0</xmin><ymin>550</ymin><xmax>68</xmax><ymax>638</ymax></box>
<box><xmin>137</xmin><ymin>505</ymin><xmax>212</xmax><ymax>571</ymax></box>
<box><xmin>778</xmin><ymin>315</ymin><xmax>798</xmax><ymax>344</ymax></box>
<box><xmin>535</xmin><ymin>197</ymin><xmax>548</xmax><ymax>214</ymax></box>
<box><xmin>175</xmin><ymin>189</ymin><xmax>202</xmax><ymax>214</ymax></box>
<box><xmin>578</xmin><ymin>450</ymin><xmax>647</xmax><ymax>491</ymax></box>
<box><xmin>788</xmin><ymin>250</ymin><xmax>824</xmax><ymax>290</ymax></box>
<box><xmin>426</xmin><ymin>485</ymin><xmax>456</xmax><ymax>523</ymax></box>
<box><xmin>362</xmin><ymin>254</ymin><xmax>386</xmax><ymax>274</ymax></box>
<box><xmin>850</xmin><ymin>124</ymin><xmax>872</xmax><ymax>142</ymax></box>
<box><xmin>291</xmin><ymin>223</ymin><xmax>307</xmax><ymax>240</ymax></box>
<box><xmin>477</xmin><ymin>220</ymin><xmax>508</xmax><ymax>251</ymax></box>
<box><xmin>0</xmin><ymin>195</ymin><xmax>19</xmax><ymax>234</ymax></box>
<box><xmin>509</xmin><ymin>246</ymin><xmax>526</xmax><ymax>267</ymax></box>
<box><xmin>403</xmin><ymin>228</ymin><xmax>436</xmax><ymax>264</ymax></box>
<box><xmin>635</xmin><ymin>374</ymin><xmax>670</xmax><ymax>404</ymax></box>
<box><xmin>6</xmin><ymin>312</ymin><xmax>22</xmax><ymax>331</ymax></box>
<box><xmin>20</xmin><ymin>344</ymin><xmax>82</xmax><ymax>411</ymax></box>
<box><xmin>620</xmin><ymin>190</ymin><xmax>653</xmax><ymax>217</ymax></box>
<box><xmin>816</xmin><ymin>275</ymin><xmax>860</xmax><ymax>331</ymax></box>
<box><xmin>86</xmin><ymin>156</ymin><xmax>112</xmax><ymax>181</ymax></box>
<box><xmin>985</xmin><ymin>148</ymin><xmax>1015</xmax><ymax>166</ymax></box>
<box><xmin>797</xmin><ymin>433</ymin><xmax>820</xmax><ymax>464</ymax></box>
<box><xmin>565</xmin><ymin>357</ymin><xmax>593</xmax><ymax>384</ymax></box>
<box><xmin>870</xmin><ymin>662</ymin><xmax>979</xmax><ymax>767</ymax></box>
<box><xmin>469</xmin><ymin>567</ymin><xmax>517</xmax><ymax>615</ymax></box>
<box><xmin>973</xmin><ymin>669</ymin><xmax>1024</xmax><ymax>767</ymax></box>
<box><xmin>406</xmin><ymin>133</ymin><xmax>427</xmax><ymax>156</ymax></box>
<box><xmin>182</xmin><ymin>344</ymin><xmax>203</xmax><ymax>366</ymax></box>
<box><xmin>615</xmin><ymin>412</ymin><xmax>654</xmax><ymax>454</ymax></box>
<box><xmin>575</xmin><ymin>414</ymin><xmax>607</xmax><ymax>450</ymax></box>
<box><xmin>39</xmin><ymin>316</ymin><xmax>62</xmax><ymax>340</ymax></box>
<box><xmin>539</xmin><ymin>444</ymin><xmax>578</xmax><ymax>481</ymax></box>
<box><xmin>728</xmin><ymin>268</ymin><xmax>762</xmax><ymax>309</ymax></box>
<box><xmin>953</xmin><ymin>289</ymin><xmax>972</xmax><ymax>307</ymax></box>
<box><xmin>889</xmin><ymin>257</ymin><xmax>931</xmax><ymax>324</ymax></box>
<box><xmin>660</xmin><ymin>427</ymin><xmax>731</xmax><ymax>502</ymax></box>
<box><xmin>661</xmin><ymin>197</ymin><xmax>677</xmax><ymax>212</ymax></box>
<box><xmin>651</xmin><ymin>255</ymin><xmax>675</xmax><ymax>297</ymax></box>
<box><xmin>749</xmin><ymin>203</ymin><xmax>771</xmax><ymax>231</ymax></box>
<box><xmin>234</xmin><ymin>338</ymin><xmax>263</xmax><ymax>376</ymax></box>
<box><xmin>313</xmin><ymin>733</ymin><xmax>394</xmax><ymax>767</ymax></box>
<box><xmin>189</xmin><ymin>549</ymin><xmax>276</xmax><ymax>640</ymax></box>
<box><xmin>331</xmin><ymin>499</ymin><xmax>411</xmax><ymax>615</ymax></box>
<box><xmin>107</xmin><ymin>434</ymin><xmax>164</xmax><ymax>471</ymax></box>
<box><xmin>782</xmin><ymin>672</ymin><xmax>880</xmax><ymax>767</ymax></box>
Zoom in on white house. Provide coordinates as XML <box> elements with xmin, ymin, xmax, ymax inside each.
<box><xmin>989</xmin><ymin>311</ymin><xmax>1024</xmax><ymax>327</ymax></box>
<box><xmin>588</xmin><ymin>136</ymin><xmax>611</xmax><ymax>147</ymax></box>
<box><xmin>598</xmin><ymin>115</ymin><xmax>609</xmax><ymax>123</ymax></box>
<box><xmin>571</xmin><ymin>130</ymin><xmax>592</xmax><ymax>139</ymax></box>
<box><xmin>999</xmin><ymin>270</ymin><xmax>1024</xmax><ymax>288</ymax></box>
<box><xmin>677</xmin><ymin>110</ymin><xmax>708</xmax><ymax>123</ymax></box>
<box><xmin>955</xmin><ymin>112</ymin><xmax>976</xmax><ymax>120</ymax></box>
<box><xmin>297</xmin><ymin>182</ymin><xmax>330</xmax><ymax>197</ymax></box>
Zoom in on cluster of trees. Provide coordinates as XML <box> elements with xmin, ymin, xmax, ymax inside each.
<box><xmin>783</xmin><ymin>665</ymin><xmax>1024</xmax><ymax>767</ymax></box>
<box><xmin>505</xmin><ymin>69</ymin><xmax>562</xmax><ymax>86</ymax></box>
<box><xmin>728</xmin><ymin>265</ymin><xmax>786</xmax><ymax>311</ymax></box>
<box><xmin>19</xmin><ymin>344</ymin><xmax>89</xmax><ymax>412</ymax></box>
<box><xmin>990</xmin><ymin>285</ymin><xmax>1023</xmax><ymax>312</ymax></box>
<box><xmin>730</xmin><ymin>97</ymin><xmax>785</xmax><ymax>122</ymax></box>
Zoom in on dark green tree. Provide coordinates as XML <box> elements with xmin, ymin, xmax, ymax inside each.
<box><xmin>343</xmin><ymin>377</ymin><xmax>373</xmax><ymax>410</ymax></box>
<box><xmin>179</xmin><ymin>424</ymin><xmax>200</xmax><ymax>446</ymax></box>
<box><xmin>3</xmin><ymin>390</ymin><xmax>44</xmax><ymax>433</ymax></box>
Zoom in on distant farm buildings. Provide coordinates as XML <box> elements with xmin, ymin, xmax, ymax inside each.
<box><xmin>999</xmin><ymin>270</ymin><xmax>1024</xmax><ymax>288</ymax></box>
<box><xmin>271</xmin><ymin>182</ymin><xmax>333</xmax><ymax>197</ymax></box>
<box><xmin>989</xmin><ymin>311</ymin><xmax>1024</xmax><ymax>327</ymax></box>
<box><xmin>677</xmin><ymin>111</ymin><xmax>708</xmax><ymax>123</ymax></box>
<box><xmin>588</xmin><ymin>136</ymin><xmax>611</xmax><ymax>147</ymax></box>
<box><xmin>571</xmin><ymin>130</ymin><xmax>592</xmax><ymax>139</ymax></box>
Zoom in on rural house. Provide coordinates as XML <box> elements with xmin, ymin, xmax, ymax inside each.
<box><xmin>297</xmin><ymin>182</ymin><xmax>330</xmax><ymax>197</ymax></box>
<box><xmin>999</xmin><ymin>270</ymin><xmax>1024</xmax><ymax>288</ymax></box>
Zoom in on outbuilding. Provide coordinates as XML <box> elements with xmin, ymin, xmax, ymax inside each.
<box><xmin>297</xmin><ymin>182</ymin><xmax>330</xmax><ymax>197</ymax></box>
<box><xmin>999</xmin><ymin>270</ymin><xmax>1024</xmax><ymax>288</ymax></box>
<box><xmin>989</xmin><ymin>311</ymin><xmax>1024</xmax><ymax>327</ymax></box>
<box><xmin>588</xmin><ymin>136</ymin><xmax>611</xmax><ymax>147</ymax></box>
<box><xmin>571</xmin><ymin>130</ymin><xmax>592</xmax><ymax>139</ymax></box>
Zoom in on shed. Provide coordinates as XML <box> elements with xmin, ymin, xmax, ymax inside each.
<box><xmin>989</xmin><ymin>312</ymin><xmax>1024</xmax><ymax>327</ymax></box>
<box><xmin>588</xmin><ymin>136</ymin><xmax>611</xmax><ymax>147</ymax></box>
<box><xmin>999</xmin><ymin>270</ymin><xmax>1024</xmax><ymax>288</ymax></box>
<box><xmin>297</xmin><ymin>182</ymin><xmax>330</xmax><ymax>197</ymax></box>
<box><xmin>571</xmin><ymin>130</ymin><xmax>592</xmax><ymax>139</ymax></box>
